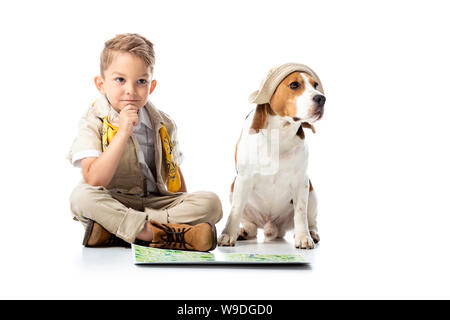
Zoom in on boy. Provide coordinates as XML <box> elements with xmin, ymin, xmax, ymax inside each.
<box><xmin>68</xmin><ymin>33</ymin><xmax>222</xmax><ymax>251</ymax></box>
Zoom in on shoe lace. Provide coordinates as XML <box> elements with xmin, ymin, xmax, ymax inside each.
<box><xmin>154</xmin><ymin>223</ymin><xmax>191</xmax><ymax>250</ymax></box>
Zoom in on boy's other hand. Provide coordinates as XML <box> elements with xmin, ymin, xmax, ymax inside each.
<box><xmin>118</xmin><ymin>104</ymin><xmax>139</xmax><ymax>137</ymax></box>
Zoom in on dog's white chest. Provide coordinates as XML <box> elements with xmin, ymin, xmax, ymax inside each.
<box><xmin>245</xmin><ymin>142</ymin><xmax>309</xmax><ymax>223</ymax></box>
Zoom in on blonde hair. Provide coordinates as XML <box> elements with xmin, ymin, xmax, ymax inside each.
<box><xmin>100</xmin><ymin>33</ymin><xmax>155</xmax><ymax>76</ymax></box>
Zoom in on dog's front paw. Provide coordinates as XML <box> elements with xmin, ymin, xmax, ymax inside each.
<box><xmin>218</xmin><ymin>233</ymin><xmax>237</xmax><ymax>246</ymax></box>
<box><xmin>295</xmin><ymin>234</ymin><xmax>315</xmax><ymax>249</ymax></box>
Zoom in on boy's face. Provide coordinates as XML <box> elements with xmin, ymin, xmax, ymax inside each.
<box><xmin>94</xmin><ymin>51</ymin><xmax>157</xmax><ymax>112</ymax></box>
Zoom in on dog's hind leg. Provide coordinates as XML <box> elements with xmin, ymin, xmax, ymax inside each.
<box><xmin>263</xmin><ymin>221</ymin><xmax>279</xmax><ymax>241</ymax></box>
<box><xmin>276</xmin><ymin>211</ymin><xmax>294</xmax><ymax>239</ymax></box>
<box><xmin>307</xmin><ymin>189</ymin><xmax>320</xmax><ymax>243</ymax></box>
<box><xmin>238</xmin><ymin>218</ymin><xmax>258</xmax><ymax>240</ymax></box>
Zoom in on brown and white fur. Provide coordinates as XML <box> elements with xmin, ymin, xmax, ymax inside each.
<box><xmin>218</xmin><ymin>71</ymin><xmax>325</xmax><ymax>249</ymax></box>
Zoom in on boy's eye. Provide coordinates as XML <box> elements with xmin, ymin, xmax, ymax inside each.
<box><xmin>115</xmin><ymin>77</ymin><xmax>125</xmax><ymax>83</ymax></box>
<box><xmin>138</xmin><ymin>79</ymin><xmax>148</xmax><ymax>85</ymax></box>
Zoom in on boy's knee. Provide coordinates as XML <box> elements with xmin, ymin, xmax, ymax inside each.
<box><xmin>70</xmin><ymin>183</ymin><xmax>108</xmax><ymax>218</ymax></box>
<box><xmin>199</xmin><ymin>191</ymin><xmax>223</xmax><ymax>224</ymax></box>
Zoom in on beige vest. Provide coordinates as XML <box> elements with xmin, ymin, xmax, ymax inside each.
<box><xmin>68</xmin><ymin>96</ymin><xmax>181</xmax><ymax>196</ymax></box>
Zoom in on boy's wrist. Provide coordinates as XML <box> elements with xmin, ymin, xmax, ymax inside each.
<box><xmin>116</xmin><ymin>128</ymin><xmax>130</xmax><ymax>138</ymax></box>
<box><xmin>116</xmin><ymin>129</ymin><xmax>131</xmax><ymax>140</ymax></box>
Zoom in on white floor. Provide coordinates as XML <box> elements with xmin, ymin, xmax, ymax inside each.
<box><xmin>3</xmin><ymin>216</ymin><xmax>450</xmax><ymax>300</ymax></box>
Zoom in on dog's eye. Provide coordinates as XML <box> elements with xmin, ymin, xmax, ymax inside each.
<box><xmin>313</xmin><ymin>82</ymin><xmax>319</xmax><ymax>89</ymax></box>
<box><xmin>289</xmin><ymin>81</ymin><xmax>301</xmax><ymax>90</ymax></box>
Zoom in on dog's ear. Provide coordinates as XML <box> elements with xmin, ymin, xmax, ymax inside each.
<box><xmin>297</xmin><ymin>123</ymin><xmax>316</xmax><ymax>140</ymax></box>
<box><xmin>250</xmin><ymin>104</ymin><xmax>273</xmax><ymax>134</ymax></box>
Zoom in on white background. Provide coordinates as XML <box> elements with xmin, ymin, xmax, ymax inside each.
<box><xmin>1</xmin><ymin>0</ymin><xmax>449</xmax><ymax>299</ymax></box>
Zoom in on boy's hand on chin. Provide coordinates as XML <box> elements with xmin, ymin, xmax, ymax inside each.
<box><xmin>118</xmin><ymin>104</ymin><xmax>139</xmax><ymax>138</ymax></box>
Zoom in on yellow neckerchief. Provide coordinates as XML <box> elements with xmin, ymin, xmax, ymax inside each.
<box><xmin>159</xmin><ymin>122</ymin><xmax>181</xmax><ymax>193</ymax></box>
<box><xmin>102</xmin><ymin>116</ymin><xmax>118</xmax><ymax>152</ymax></box>
<box><xmin>101</xmin><ymin>115</ymin><xmax>181</xmax><ymax>193</ymax></box>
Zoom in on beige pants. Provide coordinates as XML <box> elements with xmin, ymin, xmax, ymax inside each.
<box><xmin>70</xmin><ymin>183</ymin><xmax>223</xmax><ymax>243</ymax></box>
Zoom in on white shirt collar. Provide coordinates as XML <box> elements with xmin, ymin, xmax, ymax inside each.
<box><xmin>138</xmin><ymin>106</ymin><xmax>153</xmax><ymax>130</ymax></box>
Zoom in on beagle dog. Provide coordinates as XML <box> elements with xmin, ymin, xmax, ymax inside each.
<box><xmin>218</xmin><ymin>69</ymin><xmax>325</xmax><ymax>249</ymax></box>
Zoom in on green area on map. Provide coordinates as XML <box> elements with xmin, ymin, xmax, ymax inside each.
<box><xmin>224</xmin><ymin>253</ymin><xmax>305</xmax><ymax>263</ymax></box>
<box><xmin>133</xmin><ymin>245</ymin><xmax>305</xmax><ymax>263</ymax></box>
<box><xmin>134</xmin><ymin>245</ymin><xmax>215</xmax><ymax>263</ymax></box>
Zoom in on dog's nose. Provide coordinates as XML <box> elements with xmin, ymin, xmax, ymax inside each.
<box><xmin>313</xmin><ymin>95</ymin><xmax>326</xmax><ymax>107</ymax></box>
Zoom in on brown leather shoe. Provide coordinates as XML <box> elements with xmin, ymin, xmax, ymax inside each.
<box><xmin>149</xmin><ymin>220</ymin><xmax>217</xmax><ymax>252</ymax></box>
<box><xmin>82</xmin><ymin>219</ymin><xmax>131</xmax><ymax>248</ymax></box>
